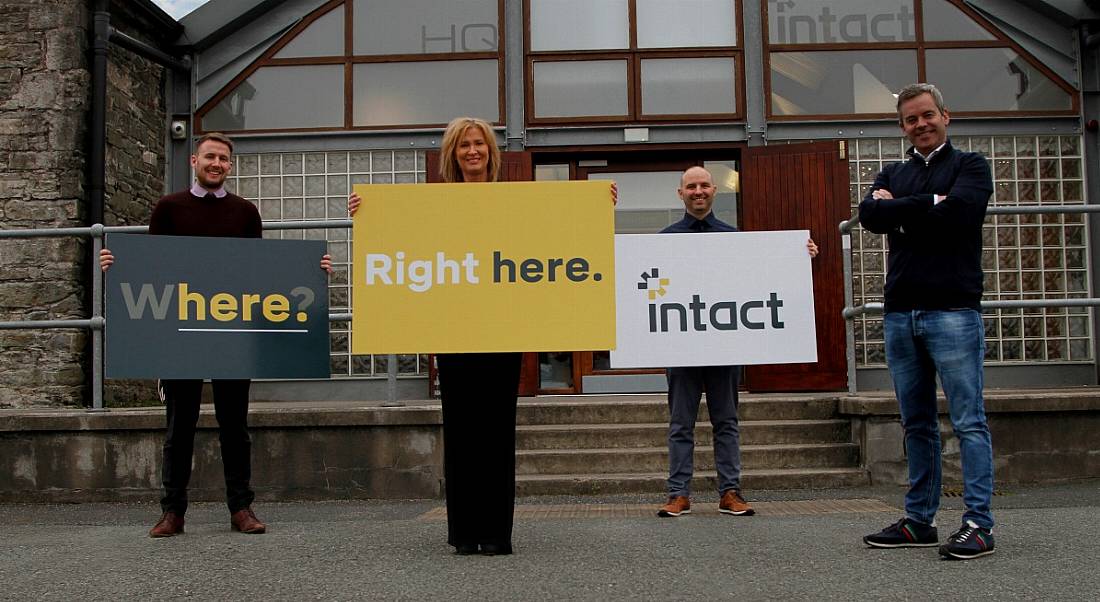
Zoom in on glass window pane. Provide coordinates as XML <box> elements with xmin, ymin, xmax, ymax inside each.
<box><xmin>202</xmin><ymin>66</ymin><xmax>343</xmax><ymax>131</ymax></box>
<box><xmin>926</xmin><ymin>49</ymin><xmax>1073</xmax><ymax>112</ymax></box>
<box><xmin>592</xmin><ymin>171</ymin><xmax>683</xmax><ymax>211</ymax></box>
<box><xmin>535</xmin><ymin>164</ymin><xmax>569</xmax><ymax>181</ymax></box>
<box><xmin>592</xmin><ymin>171</ymin><xmax>681</xmax><ymax>234</ymax></box>
<box><xmin>353</xmin><ymin>0</ymin><xmax>498</xmax><ymax>55</ymax></box>
<box><xmin>641</xmin><ymin>57</ymin><xmax>736</xmax><ymax>115</ymax></box>
<box><xmin>637</xmin><ymin>0</ymin><xmax>736</xmax><ymax>48</ymax></box>
<box><xmin>768</xmin><ymin>0</ymin><xmax>915</xmax><ymax>44</ymax></box>
<box><xmin>530</xmin><ymin>0</ymin><xmax>629</xmax><ymax>51</ymax></box>
<box><xmin>353</xmin><ymin>60</ymin><xmax>498</xmax><ymax>126</ymax></box>
<box><xmin>922</xmin><ymin>0</ymin><xmax>996</xmax><ymax>41</ymax></box>
<box><xmin>592</xmin><ymin>167</ymin><xmax>736</xmax><ymax>233</ymax></box>
<box><xmin>703</xmin><ymin>160</ymin><xmax>739</xmax><ymax>227</ymax></box>
<box><xmin>274</xmin><ymin>8</ymin><xmax>343</xmax><ymax>58</ymax></box>
<box><xmin>770</xmin><ymin>50</ymin><xmax>916</xmax><ymax>116</ymax></box>
<box><xmin>539</xmin><ymin>352</ymin><xmax>574</xmax><ymax>388</ymax></box>
<box><xmin>533</xmin><ymin>60</ymin><xmax>628</xmax><ymax>118</ymax></box>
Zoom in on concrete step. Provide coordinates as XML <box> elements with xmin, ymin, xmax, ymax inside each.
<box><xmin>516</xmin><ymin>396</ymin><xmax>839</xmax><ymax>425</ymax></box>
<box><xmin>515</xmin><ymin>467</ymin><xmax>871</xmax><ymax>496</ymax></box>
<box><xmin>515</xmin><ymin>443</ymin><xmax>860</xmax><ymax>475</ymax></box>
<box><xmin>516</xmin><ymin>419</ymin><xmax>851</xmax><ymax>450</ymax></box>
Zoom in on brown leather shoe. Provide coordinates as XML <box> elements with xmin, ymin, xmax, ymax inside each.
<box><xmin>230</xmin><ymin>507</ymin><xmax>267</xmax><ymax>534</ymax></box>
<box><xmin>719</xmin><ymin>490</ymin><xmax>755</xmax><ymax>516</ymax></box>
<box><xmin>657</xmin><ymin>495</ymin><xmax>691</xmax><ymax>517</ymax></box>
<box><xmin>149</xmin><ymin>511</ymin><xmax>185</xmax><ymax>537</ymax></box>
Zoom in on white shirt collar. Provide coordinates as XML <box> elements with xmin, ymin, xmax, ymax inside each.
<box><xmin>912</xmin><ymin>142</ymin><xmax>948</xmax><ymax>165</ymax></box>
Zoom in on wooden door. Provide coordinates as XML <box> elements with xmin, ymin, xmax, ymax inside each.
<box><xmin>425</xmin><ymin>150</ymin><xmax>538</xmax><ymax>397</ymax></box>
<box><xmin>739</xmin><ymin>141</ymin><xmax>849</xmax><ymax>391</ymax></box>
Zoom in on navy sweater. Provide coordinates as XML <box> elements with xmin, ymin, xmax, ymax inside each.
<box><xmin>858</xmin><ymin>140</ymin><xmax>992</xmax><ymax>312</ymax></box>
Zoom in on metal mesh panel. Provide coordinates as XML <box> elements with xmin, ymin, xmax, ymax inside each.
<box><xmin>227</xmin><ymin>150</ymin><xmax>428</xmax><ymax>377</ymax></box>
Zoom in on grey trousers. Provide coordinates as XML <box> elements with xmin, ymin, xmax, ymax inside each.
<box><xmin>666</xmin><ymin>366</ymin><xmax>742</xmax><ymax>497</ymax></box>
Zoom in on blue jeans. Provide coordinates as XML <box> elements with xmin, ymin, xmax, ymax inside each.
<box><xmin>884</xmin><ymin>309</ymin><xmax>994</xmax><ymax>529</ymax></box>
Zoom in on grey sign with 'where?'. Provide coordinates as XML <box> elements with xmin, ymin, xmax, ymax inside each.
<box><xmin>105</xmin><ymin>233</ymin><xmax>330</xmax><ymax>379</ymax></box>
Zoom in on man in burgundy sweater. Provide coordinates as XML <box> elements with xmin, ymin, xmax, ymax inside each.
<box><xmin>101</xmin><ymin>132</ymin><xmax>330</xmax><ymax>537</ymax></box>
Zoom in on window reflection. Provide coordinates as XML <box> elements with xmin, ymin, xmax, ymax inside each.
<box><xmin>204</xmin><ymin>66</ymin><xmax>343</xmax><ymax>131</ymax></box>
<box><xmin>539</xmin><ymin>352</ymin><xmax>574</xmax><ymax>389</ymax></box>
<box><xmin>641</xmin><ymin>57</ymin><xmax>736</xmax><ymax>115</ymax></box>
<box><xmin>637</xmin><ymin>0</ymin><xmax>736</xmax><ymax>48</ymax></box>
<box><xmin>533</xmin><ymin>60</ymin><xmax>629</xmax><ymax>118</ymax></box>
<box><xmin>274</xmin><ymin>8</ymin><xmax>343</xmax><ymax>58</ymax></box>
<box><xmin>767</xmin><ymin>0</ymin><xmax>915</xmax><ymax>44</ymax></box>
<box><xmin>530</xmin><ymin>0</ymin><xmax>629</xmax><ymax>51</ymax></box>
<box><xmin>927</xmin><ymin>49</ymin><xmax>1072</xmax><ymax>112</ymax></box>
<box><xmin>353</xmin><ymin>0</ymin><xmax>498</xmax><ymax>55</ymax></box>
<box><xmin>770</xmin><ymin>50</ymin><xmax>915</xmax><ymax>115</ymax></box>
<box><xmin>353</xmin><ymin>60</ymin><xmax>498</xmax><ymax>126</ymax></box>
<box><xmin>921</xmin><ymin>0</ymin><xmax>996</xmax><ymax>41</ymax></box>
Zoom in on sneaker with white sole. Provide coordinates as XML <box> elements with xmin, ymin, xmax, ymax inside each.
<box><xmin>657</xmin><ymin>496</ymin><xmax>691</xmax><ymax>517</ymax></box>
<box><xmin>863</xmin><ymin>517</ymin><xmax>939</xmax><ymax>548</ymax></box>
<box><xmin>939</xmin><ymin>520</ymin><xmax>995</xmax><ymax>560</ymax></box>
<box><xmin>718</xmin><ymin>490</ymin><xmax>755</xmax><ymax>516</ymax></box>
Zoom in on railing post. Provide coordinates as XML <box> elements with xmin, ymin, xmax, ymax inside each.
<box><xmin>383</xmin><ymin>353</ymin><xmax>402</xmax><ymax>407</ymax></box>
<box><xmin>90</xmin><ymin>224</ymin><xmax>106</xmax><ymax>411</ymax></box>
<box><xmin>840</xmin><ymin>221</ymin><xmax>858</xmax><ymax>394</ymax></box>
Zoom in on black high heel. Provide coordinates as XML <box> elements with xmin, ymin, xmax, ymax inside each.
<box><xmin>454</xmin><ymin>543</ymin><xmax>479</xmax><ymax>555</ymax></box>
<box><xmin>479</xmin><ymin>543</ymin><xmax>513</xmax><ymax>556</ymax></box>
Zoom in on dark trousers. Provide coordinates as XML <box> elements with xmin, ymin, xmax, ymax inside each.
<box><xmin>159</xmin><ymin>379</ymin><xmax>255</xmax><ymax>516</ymax></box>
<box><xmin>436</xmin><ymin>353</ymin><xmax>521</xmax><ymax>548</ymax></box>
<box><xmin>666</xmin><ymin>366</ymin><xmax>742</xmax><ymax>496</ymax></box>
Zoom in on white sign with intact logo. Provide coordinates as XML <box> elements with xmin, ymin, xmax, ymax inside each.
<box><xmin>611</xmin><ymin>230</ymin><xmax>818</xmax><ymax>368</ymax></box>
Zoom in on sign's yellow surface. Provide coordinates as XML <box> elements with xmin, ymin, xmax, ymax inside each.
<box><xmin>351</xmin><ymin>181</ymin><xmax>615</xmax><ymax>353</ymax></box>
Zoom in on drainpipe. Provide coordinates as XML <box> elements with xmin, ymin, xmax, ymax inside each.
<box><xmin>89</xmin><ymin>0</ymin><xmax>108</xmax><ymax>227</ymax></box>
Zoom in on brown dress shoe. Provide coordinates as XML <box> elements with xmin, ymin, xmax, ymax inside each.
<box><xmin>230</xmin><ymin>507</ymin><xmax>267</xmax><ymax>534</ymax></box>
<box><xmin>719</xmin><ymin>490</ymin><xmax>756</xmax><ymax>516</ymax></box>
<box><xmin>149</xmin><ymin>511</ymin><xmax>185</xmax><ymax>538</ymax></box>
<box><xmin>657</xmin><ymin>495</ymin><xmax>691</xmax><ymax>517</ymax></box>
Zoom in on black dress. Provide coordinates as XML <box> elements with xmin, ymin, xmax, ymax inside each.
<box><xmin>436</xmin><ymin>352</ymin><xmax>522</xmax><ymax>550</ymax></box>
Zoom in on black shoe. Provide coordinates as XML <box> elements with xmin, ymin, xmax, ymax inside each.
<box><xmin>939</xmin><ymin>520</ymin><xmax>995</xmax><ymax>560</ymax></box>
<box><xmin>864</xmin><ymin>517</ymin><xmax>939</xmax><ymax>548</ymax></box>
<box><xmin>454</xmin><ymin>543</ymin><xmax>478</xmax><ymax>555</ymax></box>
<box><xmin>480</xmin><ymin>543</ymin><xmax>513</xmax><ymax>556</ymax></box>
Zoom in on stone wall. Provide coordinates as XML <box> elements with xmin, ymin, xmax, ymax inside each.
<box><xmin>101</xmin><ymin>1</ymin><xmax>171</xmax><ymax>405</ymax></box>
<box><xmin>0</xmin><ymin>0</ymin><xmax>92</xmax><ymax>408</ymax></box>
<box><xmin>0</xmin><ymin>1</ymin><xmax>172</xmax><ymax>408</ymax></box>
<box><xmin>104</xmin><ymin>0</ymin><xmax>167</xmax><ymax>228</ymax></box>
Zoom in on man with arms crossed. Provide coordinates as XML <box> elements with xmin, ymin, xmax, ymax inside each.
<box><xmin>657</xmin><ymin>166</ymin><xmax>817</xmax><ymax>518</ymax></box>
<box><xmin>100</xmin><ymin>132</ymin><xmax>331</xmax><ymax>537</ymax></box>
<box><xmin>859</xmin><ymin>83</ymin><xmax>996</xmax><ymax>560</ymax></box>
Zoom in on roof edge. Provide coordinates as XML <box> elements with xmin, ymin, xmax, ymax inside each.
<box><xmin>177</xmin><ymin>0</ymin><xmax>294</xmax><ymax>50</ymax></box>
<box><xmin>123</xmin><ymin>0</ymin><xmax>185</xmax><ymax>37</ymax></box>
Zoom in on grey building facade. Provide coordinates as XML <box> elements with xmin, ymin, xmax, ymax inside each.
<box><xmin>3</xmin><ymin>0</ymin><xmax>1100</xmax><ymax>406</ymax></box>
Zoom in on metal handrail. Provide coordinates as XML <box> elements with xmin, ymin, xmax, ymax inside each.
<box><xmin>840</xmin><ymin>204</ymin><xmax>1100</xmax><ymax>235</ymax></box>
<box><xmin>839</xmin><ymin>204</ymin><xmax>1100</xmax><ymax>394</ymax></box>
<box><xmin>0</xmin><ymin>220</ymin><xmax>389</xmax><ymax>411</ymax></box>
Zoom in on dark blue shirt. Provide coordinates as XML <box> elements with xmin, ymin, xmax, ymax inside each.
<box><xmin>660</xmin><ymin>212</ymin><xmax>737</xmax><ymax>234</ymax></box>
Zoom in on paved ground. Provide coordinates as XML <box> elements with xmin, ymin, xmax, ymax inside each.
<box><xmin>1</xmin><ymin>480</ymin><xmax>1097</xmax><ymax>601</ymax></box>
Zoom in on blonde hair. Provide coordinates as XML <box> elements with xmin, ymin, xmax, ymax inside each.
<box><xmin>439</xmin><ymin>117</ymin><xmax>500</xmax><ymax>183</ymax></box>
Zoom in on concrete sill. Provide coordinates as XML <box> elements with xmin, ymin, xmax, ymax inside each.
<box><xmin>0</xmin><ymin>404</ymin><xmax>443</xmax><ymax>432</ymax></box>
<box><xmin>839</xmin><ymin>387</ymin><xmax>1100</xmax><ymax>416</ymax></box>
